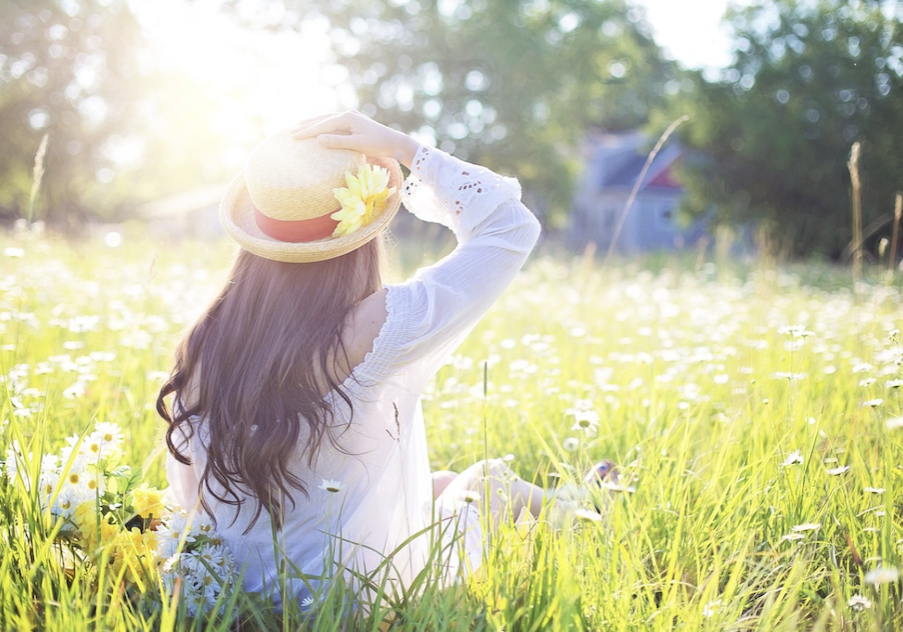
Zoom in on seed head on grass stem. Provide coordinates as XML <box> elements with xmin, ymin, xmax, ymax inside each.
<box><xmin>28</xmin><ymin>134</ymin><xmax>49</xmax><ymax>225</ymax></box>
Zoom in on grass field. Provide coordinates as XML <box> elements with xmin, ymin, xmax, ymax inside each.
<box><xmin>1</xmin><ymin>228</ymin><xmax>902</xmax><ymax>631</ymax></box>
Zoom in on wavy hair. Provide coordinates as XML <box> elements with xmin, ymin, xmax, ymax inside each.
<box><xmin>157</xmin><ymin>239</ymin><xmax>383</xmax><ymax>532</ymax></box>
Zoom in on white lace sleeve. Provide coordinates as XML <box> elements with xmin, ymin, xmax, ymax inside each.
<box><xmin>372</xmin><ymin>145</ymin><xmax>541</xmax><ymax>376</ymax></box>
<box><xmin>401</xmin><ymin>145</ymin><xmax>523</xmax><ymax>238</ymax></box>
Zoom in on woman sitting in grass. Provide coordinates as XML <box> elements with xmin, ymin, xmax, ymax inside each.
<box><xmin>156</xmin><ymin>111</ymin><xmax>610</xmax><ymax>609</ymax></box>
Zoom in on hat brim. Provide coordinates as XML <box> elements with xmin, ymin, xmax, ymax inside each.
<box><xmin>220</xmin><ymin>155</ymin><xmax>403</xmax><ymax>263</ymax></box>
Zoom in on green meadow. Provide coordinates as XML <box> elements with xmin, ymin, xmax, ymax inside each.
<box><xmin>1</xmin><ymin>229</ymin><xmax>902</xmax><ymax>631</ymax></box>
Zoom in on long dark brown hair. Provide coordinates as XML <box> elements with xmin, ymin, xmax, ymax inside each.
<box><xmin>157</xmin><ymin>239</ymin><xmax>383</xmax><ymax>532</ymax></box>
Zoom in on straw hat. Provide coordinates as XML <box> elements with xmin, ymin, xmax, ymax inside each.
<box><xmin>220</xmin><ymin>128</ymin><xmax>403</xmax><ymax>263</ymax></box>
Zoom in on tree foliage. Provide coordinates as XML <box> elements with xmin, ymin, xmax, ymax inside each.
<box><xmin>673</xmin><ymin>0</ymin><xmax>903</xmax><ymax>258</ymax></box>
<box><xmin>0</xmin><ymin>0</ymin><xmax>149</xmax><ymax>224</ymax></box>
<box><xmin>0</xmin><ymin>0</ymin><xmax>247</xmax><ymax>226</ymax></box>
<box><xmin>267</xmin><ymin>0</ymin><xmax>678</xmax><ymax>224</ymax></box>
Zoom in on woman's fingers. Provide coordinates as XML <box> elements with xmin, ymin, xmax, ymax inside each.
<box><xmin>315</xmin><ymin>133</ymin><xmax>361</xmax><ymax>151</ymax></box>
<box><xmin>292</xmin><ymin>111</ymin><xmax>361</xmax><ymax>139</ymax></box>
<box><xmin>291</xmin><ymin>115</ymin><xmax>345</xmax><ymax>139</ymax></box>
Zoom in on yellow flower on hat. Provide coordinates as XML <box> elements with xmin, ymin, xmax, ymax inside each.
<box><xmin>331</xmin><ymin>164</ymin><xmax>396</xmax><ymax>237</ymax></box>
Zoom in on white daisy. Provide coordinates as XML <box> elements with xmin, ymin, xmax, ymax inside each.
<box><xmin>781</xmin><ymin>533</ymin><xmax>805</xmax><ymax>542</ymax></box>
<box><xmin>562</xmin><ymin>437</ymin><xmax>580</xmax><ymax>452</ymax></box>
<box><xmin>847</xmin><ymin>594</ymin><xmax>872</xmax><ymax>610</ymax></box>
<box><xmin>791</xmin><ymin>522</ymin><xmax>821</xmax><ymax>532</ymax></box>
<box><xmin>318</xmin><ymin>479</ymin><xmax>345</xmax><ymax>493</ymax></box>
<box><xmin>3</xmin><ymin>440</ymin><xmax>25</xmax><ymax>482</ymax></box>
<box><xmin>193</xmin><ymin>544</ymin><xmax>225</xmax><ymax>570</ymax></box>
<box><xmin>574</xmin><ymin>508</ymin><xmax>602</xmax><ymax>523</ymax></box>
<box><xmin>461</xmin><ymin>490</ymin><xmax>481</xmax><ymax>504</ymax></box>
<box><xmin>702</xmin><ymin>599</ymin><xmax>722</xmax><ymax>618</ymax></box>
<box><xmin>782</xmin><ymin>450</ymin><xmax>804</xmax><ymax>467</ymax></box>
<box><xmin>91</xmin><ymin>422</ymin><xmax>124</xmax><ymax>458</ymax></box>
<box><xmin>864</xmin><ymin>566</ymin><xmax>901</xmax><ymax>585</ymax></box>
<box><xmin>38</xmin><ymin>470</ymin><xmax>60</xmax><ymax>505</ymax></box>
<box><xmin>156</xmin><ymin>512</ymin><xmax>197</xmax><ymax>559</ymax></box>
<box><xmin>50</xmin><ymin>486</ymin><xmax>83</xmax><ymax>522</ymax></box>
<box><xmin>194</xmin><ymin>514</ymin><xmax>216</xmax><ymax>537</ymax></box>
<box><xmin>600</xmin><ymin>480</ymin><xmax>636</xmax><ymax>493</ymax></box>
<box><xmin>570</xmin><ymin>409</ymin><xmax>600</xmax><ymax>434</ymax></box>
<box><xmin>40</xmin><ymin>454</ymin><xmax>59</xmax><ymax>476</ymax></box>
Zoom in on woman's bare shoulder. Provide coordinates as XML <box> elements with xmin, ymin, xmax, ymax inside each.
<box><xmin>343</xmin><ymin>288</ymin><xmax>389</xmax><ymax>366</ymax></box>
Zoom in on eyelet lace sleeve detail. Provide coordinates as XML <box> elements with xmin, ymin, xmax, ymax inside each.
<box><xmin>344</xmin><ymin>283</ymin><xmax>412</xmax><ymax>387</ymax></box>
<box><xmin>402</xmin><ymin>145</ymin><xmax>522</xmax><ymax>237</ymax></box>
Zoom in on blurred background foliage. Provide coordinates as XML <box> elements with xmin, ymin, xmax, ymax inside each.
<box><xmin>0</xmin><ymin>0</ymin><xmax>253</xmax><ymax>226</ymax></box>
<box><xmin>274</xmin><ymin>0</ymin><xmax>680</xmax><ymax>223</ymax></box>
<box><xmin>1</xmin><ymin>0</ymin><xmax>902</xmax><ymax>257</ymax></box>
<box><xmin>670</xmin><ymin>0</ymin><xmax>903</xmax><ymax>258</ymax></box>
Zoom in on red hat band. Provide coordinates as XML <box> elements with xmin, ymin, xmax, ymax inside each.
<box><xmin>253</xmin><ymin>207</ymin><xmax>340</xmax><ymax>243</ymax></box>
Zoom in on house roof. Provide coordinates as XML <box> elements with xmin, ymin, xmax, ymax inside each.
<box><xmin>589</xmin><ymin>132</ymin><xmax>684</xmax><ymax>192</ymax></box>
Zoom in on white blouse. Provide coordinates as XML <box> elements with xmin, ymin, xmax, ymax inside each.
<box><xmin>166</xmin><ymin>144</ymin><xmax>541</xmax><ymax>607</ymax></box>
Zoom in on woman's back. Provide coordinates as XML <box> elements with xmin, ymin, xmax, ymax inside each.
<box><xmin>161</xmin><ymin>113</ymin><xmax>540</xmax><ymax>607</ymax></box>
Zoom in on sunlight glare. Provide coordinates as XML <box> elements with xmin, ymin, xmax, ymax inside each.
<box><xmin>134</xmin><ymin>0</ymin><xmax>342</xmax><ymax>136</ymax></box>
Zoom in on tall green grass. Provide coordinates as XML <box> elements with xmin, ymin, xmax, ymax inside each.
<box><xmin>1</xmin><ymin>229</ymin><xmax>902</xmax><ymax>630</ymax></box>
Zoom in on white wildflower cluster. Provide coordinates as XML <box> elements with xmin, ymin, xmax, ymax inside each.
<box><xmin>701</xmin><ymin>598</ymin><xmax>722</xmax><ymax>618</ymax></box>
<box><xmin>1</xmin><ymin>420</ymin><xmax>236</xmax><ymax>618</ymax></box>
<box><xmin>158</xmin><ymin>512</ymin><xmax>236</xmax><ymax>617</ymax></box>
<box><xmin>2</xmin><ymin>422</ymin><xmax>124</xmax><ymax>527</ymax></box>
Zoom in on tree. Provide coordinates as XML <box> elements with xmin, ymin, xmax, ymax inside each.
<box><xmin>242</xmin><ymin>0</ymin><xmax>679</xmax><ymax>225</ymax></box>
<box><xmin>0</xmin><ymin>0</ymin><xmax>149</xmax><ymax>225</ymax></box>
<box><xmin>672</xmin><ymin>0</ymin><xmax>903</xmax><ymax>258</ymax></box>
<box><xmin>0</xmin><ymin>0</ymin><xmax>256</xmax><ymax>227</ymax></box>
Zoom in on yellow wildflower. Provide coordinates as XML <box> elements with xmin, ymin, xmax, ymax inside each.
<box><xmin>73</xmin><ymin>501</ymin><xmax>100</xmax><ymax>551</ymax></box>
<box><xmin>331</xmin><ymin>164</ymin><xmax>395</xmax><ymax>237</ymax></box>
<box><xmin>131</xmin><ymin>484</ymin><xmax>166</xmax><ymax>519</ymax></box>
<box><xmin>111</xmin><ymin>527</ymin><xmax>157</xmax><ymax>589</ymax></box>
<box><xmin>73</xmin><ymin>501</ymin><xmax>119</xmax><ymax>555</ymax></box>
<box><xmin>100</xmin><ymin>519</ymin><xmax>119</xmax><ymax>544</ymax></box>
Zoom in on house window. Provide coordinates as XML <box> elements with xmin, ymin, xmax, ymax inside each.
<box><xmin>656</xmin><ymin>203</ymin><xmax>676</xmax><ymax>230</ymax></box>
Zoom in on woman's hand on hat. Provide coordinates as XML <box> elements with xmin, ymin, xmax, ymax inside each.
<box><xmin>291</xmin><ymin>111</ymin><xmax>420</xmax><ymax>169</ymax></box>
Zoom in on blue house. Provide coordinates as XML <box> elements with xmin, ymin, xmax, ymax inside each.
<box><xmin>567</xmin><ymin>131</ymin><xmax>707</xmax><ymax>253</ymax></box>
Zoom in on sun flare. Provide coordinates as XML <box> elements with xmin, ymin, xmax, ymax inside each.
<box><xmin>134</xmin><ymin>0</ymin><xmax>343</xmax><ymax>171</ymax></box>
